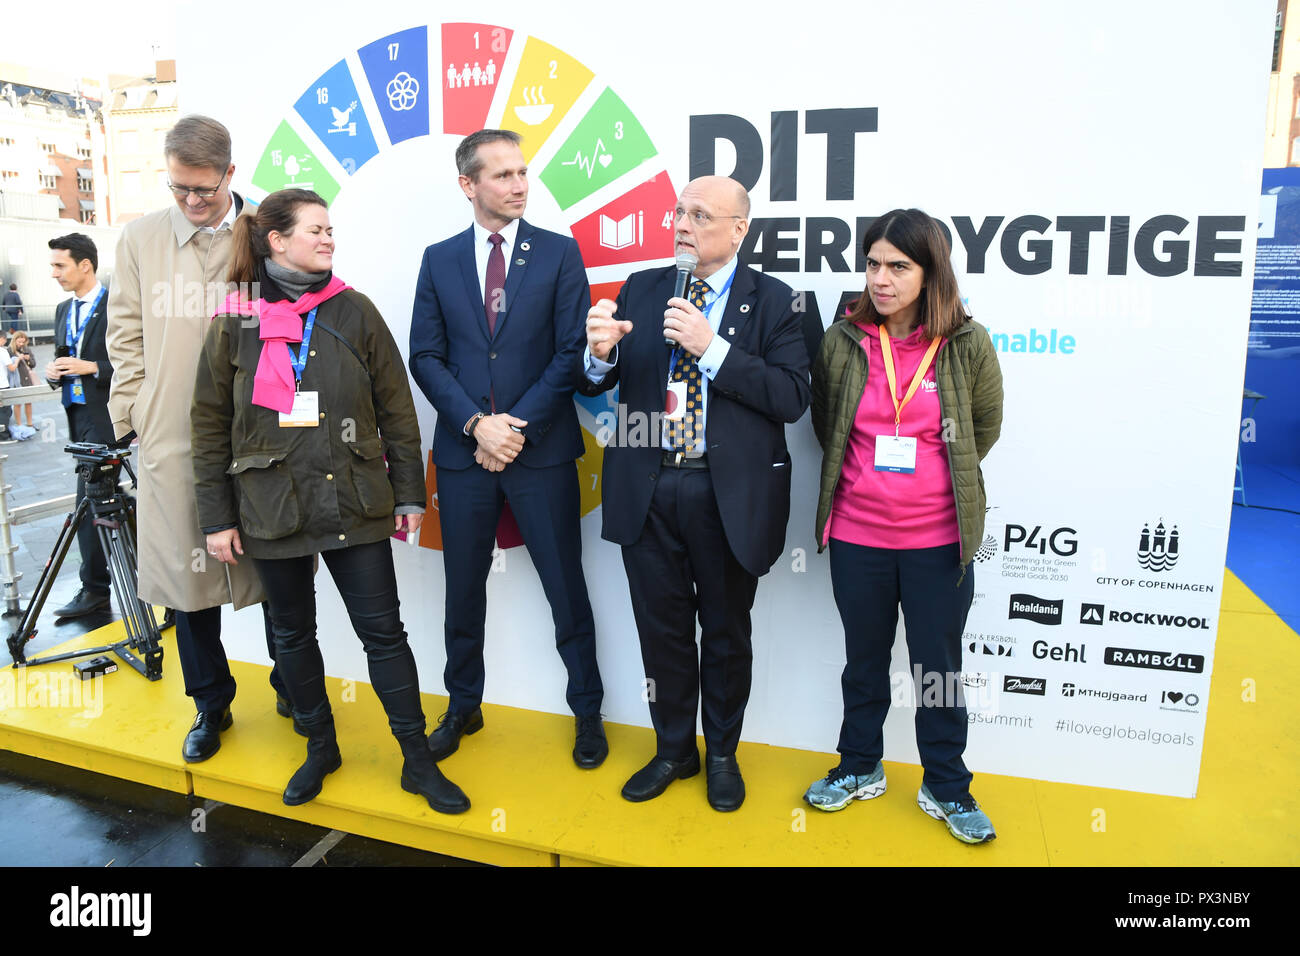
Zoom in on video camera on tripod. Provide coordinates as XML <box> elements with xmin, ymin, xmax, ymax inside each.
<box><xmin>6</xmin><ymin>442</ymin><xmax>166</xmax><ymax>680</ymax></box>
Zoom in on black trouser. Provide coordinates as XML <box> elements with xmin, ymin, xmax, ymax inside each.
<box><xmin>621</xmin><ymin>465</ymin><xmax>758</xmax><ymax>761</ymax></box>
<box><xmin>173</xmin><ymin>603</ymin><xmax>287</xmax><ymax>713</ymax></box>
<box><xmin>828</xmin><ymin>539</ymin><xmax>974</xmax><ymax>803</ymax></box>
<box><xmin>253</xmin><ymin>538</ymin><xmax>425</xmax><ymax>740</ymax></box>
<box><xmin>67</xmin><ymin>403</ymin><xmax>110</xmax><ymax>594</ymax></box>
<box><xmin>438</xmin><ymin>460</ymin><xmax>602</xmax><ymax>718</ymax></box>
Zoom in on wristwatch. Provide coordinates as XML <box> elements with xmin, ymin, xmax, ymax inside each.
<box><xmin>466</xmin><ymin>411</ymin><xmax>487</xmax><ymax>438</ymax></box>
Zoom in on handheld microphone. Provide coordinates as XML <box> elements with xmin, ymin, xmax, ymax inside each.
<box><xmin>665</xmin><ymin>251</ymin><xmax>699</xmax><ymax>348</ymax></box>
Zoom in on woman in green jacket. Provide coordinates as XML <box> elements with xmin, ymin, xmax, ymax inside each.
<box><xmin>804</xmin><ymin>208</ymin><xmax>1004</xmax><ymax>844</ymax></box>
<box><xmin>191</xmin><ymin>188</ymin><xmax>469</xmax><ymax>814</ymax></box>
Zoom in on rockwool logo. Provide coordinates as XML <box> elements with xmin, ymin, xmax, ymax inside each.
<box><xmin>1080</xmin><ymin>603</ymin><xmax>1105</xmax><ymax>625</ymax></box>
<box><xmin>1008</xmin><ymin>594</ymin><xmax>1063</xmax><ymax>625</ymax></box>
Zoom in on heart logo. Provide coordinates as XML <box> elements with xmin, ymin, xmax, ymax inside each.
<box><xmin>1165</xmin><ymin>691</ymin><xmax>1183</xmax><ymax>703</ymax></box>
<box><xmin>598</xmin><ymin>154</ymin><xmax>613</xmax><ymax>168</ymax></box>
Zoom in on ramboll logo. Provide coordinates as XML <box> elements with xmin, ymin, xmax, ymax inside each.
<box><xmin>1137</xmin><ymin>519</ymin><xmax>1179</xmax><ymax>572</ymax></box>
<box><xmin>1008</xmin><ymin>593</ymin><xmax>1063</xmax><ymax>625</ymax></box>
<box><xmin>1104</xmin><ymin>646</ymin><xmax>1205</xmax><ymax>673</ymax></box>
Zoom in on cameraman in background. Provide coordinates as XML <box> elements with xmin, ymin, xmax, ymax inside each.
<box><xmin>45</xmin><ymin>233</ymin><xmax>118</xmax><ymax>620</ymax></box>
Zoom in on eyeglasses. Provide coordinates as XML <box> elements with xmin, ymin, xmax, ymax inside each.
<box><xmin>674</xmin><ymin>207</ymin><xmax>744</xmax><ymax>226</ymax></box>
<box><xmin>166</xmin><ymin>168</ymin><xmax>227</xmax><ymax>200</ymax></box>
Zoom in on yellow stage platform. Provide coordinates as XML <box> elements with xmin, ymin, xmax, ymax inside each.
<box><xmin>2</xmin><ymin>569</ymin><xmax>1296</xmax><ymax>866</ymax></box>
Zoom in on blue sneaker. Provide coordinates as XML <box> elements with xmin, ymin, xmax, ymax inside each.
<box><xmin>916</xmin><ymin>784</ymin><xmax>996</xmax><ymax>844</ymax></box>
<box><xmin>803</xmin><ymin>762</ymin><xmax>887</xmax><ymax>811</ymax></box>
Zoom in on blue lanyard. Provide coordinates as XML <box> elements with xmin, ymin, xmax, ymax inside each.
<box><xmin>66</xmin><ymin>286</ymin><xmax>106</xmax><ymax>352</ymax></box>
<box><xmin>288</xmin><ymin>307</ymin><xmax>318</xmax><ymax>383</ymax></box>
<box><xmin>670</xmin><ymin>266</ymin><xmax>737</xmax><ymax>365</ymax></box>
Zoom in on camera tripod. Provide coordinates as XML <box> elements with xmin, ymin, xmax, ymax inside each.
<box><xmin>6</xmin><ymin>443</ymin><xmax>166</xmax><ymax>680</ymax></box>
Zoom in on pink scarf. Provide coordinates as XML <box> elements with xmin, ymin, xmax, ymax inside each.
<box><xmin>218</xmin><ymin>277</ymin><xmax>351</xmax><ymax>413</ymax></box>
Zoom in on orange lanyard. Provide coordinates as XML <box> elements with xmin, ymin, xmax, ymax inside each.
<box><xmin>879</xmin><ymin>326</ymin><xmax>941</xmax><ymax>435</ymax></box>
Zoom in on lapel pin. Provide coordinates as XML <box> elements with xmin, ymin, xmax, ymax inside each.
<box><xmin>739</xmin><ymin>304</ymin><xmax>751</xmax><ymax>313</ymax></box>
<box><xmin>728</xmin><ymin>327</ymin><xmax>735</xmax><ymax>335</ymax></box>
<box><xmin>515</xmin><ymin>258</ymin><xmax>526</xmax><ymax>265</ymax></box>
<box><xmin>520</xmin><ymin>241</ymin><xmax>531</xmax><ymax>251</ymax></box>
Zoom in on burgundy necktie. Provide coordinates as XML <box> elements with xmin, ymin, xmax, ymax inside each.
<box><xmin>485</xmin><ymin>232</ymin><xmax>505</xmax><ymax>336</ymax></box>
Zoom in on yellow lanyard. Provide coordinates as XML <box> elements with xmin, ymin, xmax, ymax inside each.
<box><xmin>879</xmin><ymin>325</ymin><xmax>942</xmax><ymax>435</ymax></box>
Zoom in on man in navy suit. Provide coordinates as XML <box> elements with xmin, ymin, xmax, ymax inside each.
<box><xmin>583</xmin><ymin>176</ymin><xmax>810</xmax><ymax>811</ymax></box>
<box><xmin>409</xmin><ymin>129</ymin><xmax>606</xmax><ymax>769</ymax></box>
<box><xmin>44</xmin><ymin>233</ymin><xmax>117</xmax><ymax>619</ymax></box>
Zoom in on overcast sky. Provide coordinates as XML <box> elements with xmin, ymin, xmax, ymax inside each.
<box><xmin>7</xmin><ymin>2</ymin><xmax>178</xmax><ymax>83</ymax></box>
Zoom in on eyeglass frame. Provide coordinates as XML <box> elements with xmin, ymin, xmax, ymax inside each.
<box><xmin>166</xmin><ymin>167</ymin><xmax>229</xmax><ymax>201</ymax></box>
<box><xmin>674</xmin><ymin>206</ymin><xmax>745</xmax><ymax>227</ymax></box>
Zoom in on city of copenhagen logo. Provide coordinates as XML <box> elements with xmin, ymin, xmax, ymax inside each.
<box><xmin>1008</xmin><ymin>594</ymin><xmax>1063</xmax><ymax>625</ymax></box>
<box><xmin>1104</xmin><ymin>646</ymin><xmax>1205</xmax><ymax>673</ymax></box>
<box><xmin>1137</xmin><ymin>519</ymin><xmax>1179</xmax><ymax>572</ymax></box>
<box><xmin>1003</xmin><ymin>675</ymin><xmax>1047</xmax><ymax>696</ymax></box>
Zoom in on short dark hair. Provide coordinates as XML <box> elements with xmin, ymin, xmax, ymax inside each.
<box><xmin>456</xmin><ymin>129</ymin><xmax>522</xmax><ymax>180</ymax></box>
<box><xmin>164</xmin><ymin>115</ymin><xmax>232</xmax><ymax>171</ymax></box>
<box><xmin>848</xmin><ymin>208</ymin><xmax>967</xmax><ymax>339</ymax></box>
<box><xmin>48</xmin><ymin>233</ymin><xmax>98</xmax><ymax>273</ymax></box>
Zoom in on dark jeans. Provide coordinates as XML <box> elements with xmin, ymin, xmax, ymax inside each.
<box><xmin>828</xmin><ymin>539</ymin><xmax>974</xmax><ymax>803</ymax></box>
<box><xmin>253</xmin><ymin>538</ymin><xmax>425</xmax><ymax>740</ymax></box>
<box><xmin>173</xmin><ymin>603</ymin><xmax>286</xmax><ymax>713</ymax></box>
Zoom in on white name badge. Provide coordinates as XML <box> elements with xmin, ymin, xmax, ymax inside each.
<box><xmin>874</xmin><ymin>434</ymin><xmax>917</xmax><ymax>474</ymax></box>
<box><xmin>664</xmin><ymin>380</ymin><xmax>687</xmax><ymax>421</ymax></box>
<box><xmin>279</xmin><ymin>391</ymin><xmax>320</xmax><ymax>427</ymax></box>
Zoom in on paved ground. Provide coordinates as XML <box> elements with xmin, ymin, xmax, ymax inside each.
<box><xmin>1</xmin><ymin>343</ymin><xmax>477</xmax><ymax>867</ymax></box>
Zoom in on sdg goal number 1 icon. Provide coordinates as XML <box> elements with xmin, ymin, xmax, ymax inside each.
<box><xmin>251</xmin><ymin>22</ymin><xmax>681</xmax><ymax>544</ymax></box>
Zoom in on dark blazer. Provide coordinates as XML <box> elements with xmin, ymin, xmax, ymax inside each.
<box><xmin>580</xmin><ymin>263</ymin><xmax>811</xmax><ymax>578</ymax></box>
<box><xmin>49</xmin><ymin>284</ymin><xmax>114</xmax><ymax>442</ymax></box>
<box><xmin>409</xmin><ymin>219</ymin><xmax>588</xmax><ymax>470</ymax></box>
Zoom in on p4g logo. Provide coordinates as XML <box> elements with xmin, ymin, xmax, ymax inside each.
<box><xmin>1004</xmin><ymin>524</ymin><xmax>1078</xmax><ymax>557</ymax></box>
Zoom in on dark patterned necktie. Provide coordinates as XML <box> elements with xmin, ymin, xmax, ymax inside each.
<box><xmin>667</xmin><ymin>278</ymin><xmax>710</xmax><ymax>452</ymax></box>
<box><xmin>485</xmin><ymin>232</ymin><xmax>505</xmax><ymax>336</ymax></box>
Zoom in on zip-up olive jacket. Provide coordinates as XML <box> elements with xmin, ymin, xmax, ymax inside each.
<box><xmin>811</xmin><ymin>316</ymin><xmax>1003</xmax><ymax>568</ymax></box>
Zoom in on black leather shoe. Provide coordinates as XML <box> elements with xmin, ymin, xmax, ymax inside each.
<box><xmin>283</xmin><ymin>721</ymin><xmax>342</xmax><ymax>806</ymax></box>
<box><xmin>706</xmin><ymin>754</ymin><xmax>745</xmax><ymax>812</ymax></box>
<box><xmin>181</xmin><ymin>707</ymin><xmax>232</xmax><ymax>763</ymax></box>
<box><xmin>621</xmin><ymin>753</ymin><xmax>700</xmax><ymax>802</ymax></box>
<box><xmin>54</xmin><ymin>589</ymin><xmax>111</xmax><ymax>620</ymax></box>
<box><xmin>573</xmin><ymin>714</ymin><xmax>608</xmax><ymax>769</ymax></box>
<box><xmin>275</xmin><ymin>694</ymin><xmax>308</xmax><ymax>737</ymax></box>
<box><xmin>426</xmin><ymin>708</ymin><xmax>484</xmax><ymax>761</ymax></box>
<box><xmin>398</xmin><ymin>735</ymin><xmax>470</xmax><ymax>814</ymax></box>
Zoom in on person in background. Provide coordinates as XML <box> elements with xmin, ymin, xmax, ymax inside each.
<box><xmin>11</xmin><ymin>330</ymin><xmax>36</xmax><ymax>425</ymax></box>
<box><xmin>192</xmin><ymin>188</ymin><xmax>469</xmax><ymax>814</ymax></box>
<box><xmin>1</xmin><ymin>284</ymin><xmax>22</xmax><ymax>325</ymax></box>
<box><xmin>0</xmin><ymin>330</ymin><xmax>13</xmax><ymax>442</ymax></box>
<box><xmin>43</xmin><ymin>233</ymin><xmax>117</xmax><ymax>616</ymax></box>
<box><xmin>804</xmin><ymin>207</ymin><xmax>1004</xmax><ymax>844</ymax></box>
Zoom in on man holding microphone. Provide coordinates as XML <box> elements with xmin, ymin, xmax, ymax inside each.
<box><xmin>582</xmin><ymin>175</ymin><xmax>810</xmax><ymax>811</ymax></box>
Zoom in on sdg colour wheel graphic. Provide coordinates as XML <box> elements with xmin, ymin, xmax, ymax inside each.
<box><xmin>250</xmin><ymin>23</ymin><xmax>679</xmax><ymax>547</ymax></box>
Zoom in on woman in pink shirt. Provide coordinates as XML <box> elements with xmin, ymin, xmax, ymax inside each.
<box><xmin>805</xmin><ymin>209</ymin><xmax>1004</xmax><ymax>844</ymax></box>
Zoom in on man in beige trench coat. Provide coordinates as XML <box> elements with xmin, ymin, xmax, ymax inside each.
<box><xmin>107</xmin><ymin>115</ymin><xmax>290</xmax><ymax>762</ymax></box>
